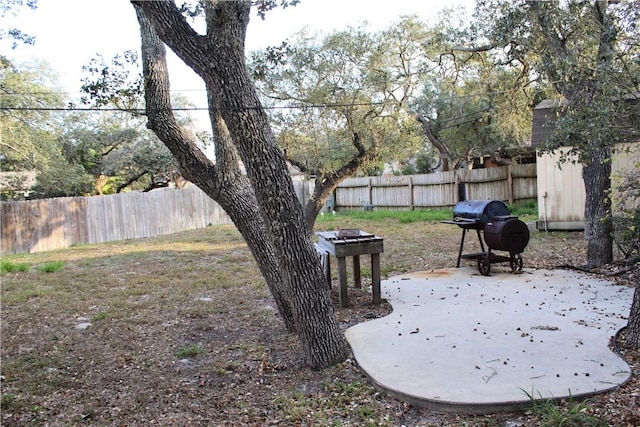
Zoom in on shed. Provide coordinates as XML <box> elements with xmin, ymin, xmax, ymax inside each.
<box><xmin>532</xmin><ymin>99</ymin><xmax>640</xmax><ymax>231</ymax></box>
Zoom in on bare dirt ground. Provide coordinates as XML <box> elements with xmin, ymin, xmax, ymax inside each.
<box><xmin>1</xmin><ymin>218</ymin><xmax>638</xmax><ymax>426</ymax></box>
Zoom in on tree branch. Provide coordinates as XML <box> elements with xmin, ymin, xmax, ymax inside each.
<box><xmin>527</xmin><ymin>0</ymin><xmax>570</xmax><ymax>95</ymax></box>
<box><xmin>407</xmin><ymin>109</ymin><xmax>452</xmax><ymax>171</ymax></box>
<box><xmin>133</xmin><ymin>3</ymin><xmax>218</xmax><ymax>191</ymax></box>
<box><xmin>450</xmin><ymin>43</ymin><xmax>497</xmax><ymax>53</ymax></box>
<box><xmin>131</xmin><ymin>0</ymin><xmax>210</xmax><ymax>78</ymax></box>
<box><xmin>116</xmin><ymin>170</ymin><xmax>148</xmax><ymax>193</ymax></box>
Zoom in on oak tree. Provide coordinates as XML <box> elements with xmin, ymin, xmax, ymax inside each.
<box><xmin>249</xmin><ymin>22</ymin><xmax>424</xmax><ymax>230</ymax></box>
<box><xmin>131</xmin><ymin>0</ymin><xmax>348</xmax><ymax>369</ymax></box>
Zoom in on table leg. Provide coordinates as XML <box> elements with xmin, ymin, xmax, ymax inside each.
<box><xmin>371</xmin><ymin>252</ymin><xmax>381</xmax><ymax>304</ymax></box>
<box><xmin>353</xmin><ymin>255</ymin><xmax>361</xmax><ymax>288</ymax></box>
<box><xmin>337</xmin><ymin>256</ymin><xmax>348</xmax><ymax>307</ymax></box>
<box><xmin>324</xmin><ymin>253</ymin><xmax>331</xmax><ymax>288</ymax></box>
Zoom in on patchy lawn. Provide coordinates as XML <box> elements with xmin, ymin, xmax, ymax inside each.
<box><xmin>1</xmin><ymin>216</ymin><xmax>638</xmax><ymax>426</ymax></box>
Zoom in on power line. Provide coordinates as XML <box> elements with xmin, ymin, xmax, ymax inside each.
<box><xmin>0</xmin><ymin>101</ymin><xmax>389</xmax><ymax>113</ymax></box>
<box><xmin>1</xmin><ymin>87</ymin><xmax>526</xmax><ymax>102</ymax></box>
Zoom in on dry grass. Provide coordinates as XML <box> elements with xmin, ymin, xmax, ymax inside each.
<box><xmin>1</xmin><ymin>214</ymin><xmax>638</xmax><ymax>426</ymax></box>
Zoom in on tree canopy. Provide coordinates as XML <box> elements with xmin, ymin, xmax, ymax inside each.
<box><xmin>0</xmin><ymin>58</ymin><xmax>95</xmax><ymax>198</ymax></box>
<box><xmin>0</xmin><ymin>52</ymin><xmax>200</xmax><ymax>199</ymax></box>
<box><xmin>0</xmin><ymin>0</ymin><xmax>37</xmax><ymax>49</ymax></box>
<box><xmin>248</xmin><ymin>12</ymin><xmax>542</xmax><ymax>228</ymax></box>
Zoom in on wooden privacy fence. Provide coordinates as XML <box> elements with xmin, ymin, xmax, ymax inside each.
<box><xmin>1</xmin><ymin>167</ymin><xmax>533</xmax><ymax>254</ymax></box>
<box><xmin>333</xmin><ymin>164</ymin><xmax>537</xmax><ymax>211</ymax></box>
<box><xmin>1</xmin><ymin>186</ymin><xmax>233</xmax><ymax>255</ymax></box>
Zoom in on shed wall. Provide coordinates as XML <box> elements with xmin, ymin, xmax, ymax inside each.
<box><xmin>536</xmin><ymin>142</ymin><xmax>640</xmax><ymax>230</ymax></box>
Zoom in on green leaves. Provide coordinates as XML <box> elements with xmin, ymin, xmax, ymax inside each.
<box><xmin>79</xmin><ymin>51</ymin><xmax>143</xmax><ymax>111</ymax></box>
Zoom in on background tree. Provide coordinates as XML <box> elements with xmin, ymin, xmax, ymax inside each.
<box><xmin>249</xmin><ymin>23</ymin><xmax>424</xmax><ymax>230</ymax></box>
<box><xmin>0</xmin><ymin>58</ymin><xmax>95</xmax><ymax>198</ymax></box>
<box><xmin>77</xmin><ymin>52</ymin><xmax>190</xmax><ymax>193</ymax></box>
<box><xmin>395</xmin><ymin>6</ymin><xmax>544</xmax><ymax>172</ymax></box>
<box><xmin>411</xmin><ymin>56</ymin><xmax>542</xmax><ymax>170</ymax></box>
<box><xmin>131</xmin><ymin>0</ymin><xmax>348</xmax><ymax>369</ymax></box>
<box><xmin>0</xmin><ymin>55</ymin><xmax>188</xmax><ymax>198</ymax></box>
<box><xmin>59</xmin><ymin>111</ymin><xmax>182</xmax><ymax>194</ymax></box>
<box><xmin>249</xmin><ymin>14</ymin><xmax>537</xmax><ymax>229</ymax></box>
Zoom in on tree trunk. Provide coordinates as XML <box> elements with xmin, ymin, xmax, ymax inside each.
<box><xmin>304</xmin><ymin>179</ymin><xmax>332</xmax><ymax>235</ymax></box>
<box><xmin>410</xmin><ymin>110</ymin><xmax>452</xmax><ymax>172</ymax></box>
<box><xmin>582</xmin><ymin>142</ymin><xmax>613</xmax><ymax>268</ymax></box>
<box><xmin>134</xmin><ymin>4</ymin><xmax>297</xmax><ymax>333</ymax></box>
<box><xmin>295</xmin><ymin>132</ymin><xmax>380</xmax><ymax>234</ymax></box>
<box><xmin>132</xmin><ymin>0</ymin><xmax>349</xmax><ymax>369</ymax></box>
<box><xmin>626</xmin><ymin>284</ymin><xmax>640</xmax><ymax>349</ymax></box>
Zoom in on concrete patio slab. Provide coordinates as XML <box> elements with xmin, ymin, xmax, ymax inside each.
<box><xmin>345</xmin><ymin>268</ymin><xmax>633</xmax><ymax>414</ymax></box>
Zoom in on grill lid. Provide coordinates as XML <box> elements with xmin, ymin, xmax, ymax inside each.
<box><xmin>452</xmin><ymin>200</ymin><xmax>510</xmax><ymax>226</ymax></box>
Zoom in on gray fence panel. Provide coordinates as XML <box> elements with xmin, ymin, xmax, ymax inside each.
<box><xmin>2</xmin><ymin>186</ymin><xmax>234</xmax><ymax>254</ymax></box>
<box><xmin>333</xmin><ymin>165</ymin><xmax>537</xmax><ymax>211</ymax></box>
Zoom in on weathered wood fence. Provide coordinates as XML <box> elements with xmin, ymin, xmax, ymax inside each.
<box><xmin>1</xmin><ymin>165</ymin><xmax>535</xmax><ymax>254</ymax></box>
<box><xmin>1</xmin><ymin>186</ymin><xmax>233</xmax><ymax>255</ymax></box>
<box><xmin>333</xmin><ymin>164</ymin><xmax>537</xmax><ymax>210</ymax></box>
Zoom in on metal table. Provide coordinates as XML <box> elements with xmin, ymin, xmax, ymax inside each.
<box><xmin>315</xmin><ymin>230</ymin><xmax>384</xmax><ymax>307</ymax></box>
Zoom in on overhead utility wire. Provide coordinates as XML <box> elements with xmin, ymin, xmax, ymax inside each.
<box><xmin>2</xmin><ymin>88</ymin><xmax>519</xmax><ymax>102</ymax></box>
<box><xmin>1</xmin><ymin>101</ymin><xmax>389</xmax><ymax>112</ymax></box>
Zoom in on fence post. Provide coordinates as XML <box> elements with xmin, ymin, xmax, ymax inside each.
<box><xmin>508</xmin><ymin>166</ymin><xmax>514</xmax><ymax>205</ymax></box>
<box><xmin>455</xmin><ymin>170</ymin><xmax>466</xmax><ymax>202</ymax></box>
<box><xmin>408</xmin><ymin>176</ymin><xmax>414</xmax><ymax>210</ymax></box>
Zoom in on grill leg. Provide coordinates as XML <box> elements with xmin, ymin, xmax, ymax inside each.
<box><xmin>476</xmin><ymin>229</ymin><xmax>486</xmax><ymax>253</ymax></box>
<box><xmin>353</xmin><ymin>255</ymin><xmax>361</xmax><ymax>288</ymax></box>
<box><xmin>371</xmin><ymin>253</ymin><xmax>381</xmax><ymax>304</ymax></box>
<box><xmin>456</xmin><ymin>228</ymin><xmax>467</xmax><ymax>268</ymax></box>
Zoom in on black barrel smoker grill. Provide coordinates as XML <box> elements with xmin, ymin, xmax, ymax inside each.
<box><xmin>443</xmin><ymin>200</ymin><xmax>530</xmax><ymax>276</ymax></box>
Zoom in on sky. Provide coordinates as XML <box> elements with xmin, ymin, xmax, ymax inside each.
<box><xmin>2</xmin><ymin>0</ymin><xmax>473</xmax><ymax>129</ymax></box>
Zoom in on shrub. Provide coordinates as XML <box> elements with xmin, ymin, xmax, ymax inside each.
<box><xmin>0</xmin><ymin>260</ymin><xmax>30</xmax><ymax>274</ymax></box>
<box><xmin>37</xmin><ymin>261</ymin><xmax>65</xmax><ymax>273</ymax></box>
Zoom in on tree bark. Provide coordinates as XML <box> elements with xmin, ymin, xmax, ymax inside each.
<box><xmin>132</xmin><ymin>0</ymin><xmax>349</xmax><ymax>369</ymax></box>
<box><xmin>582</xmin><ymin>143</ymin><xmax>613</xmax><ymax>267</ymax></box>
<box><xmin>626</xmin><ymin>284</ymin><xmax>640</xmax><ymax>349</ymax></box>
